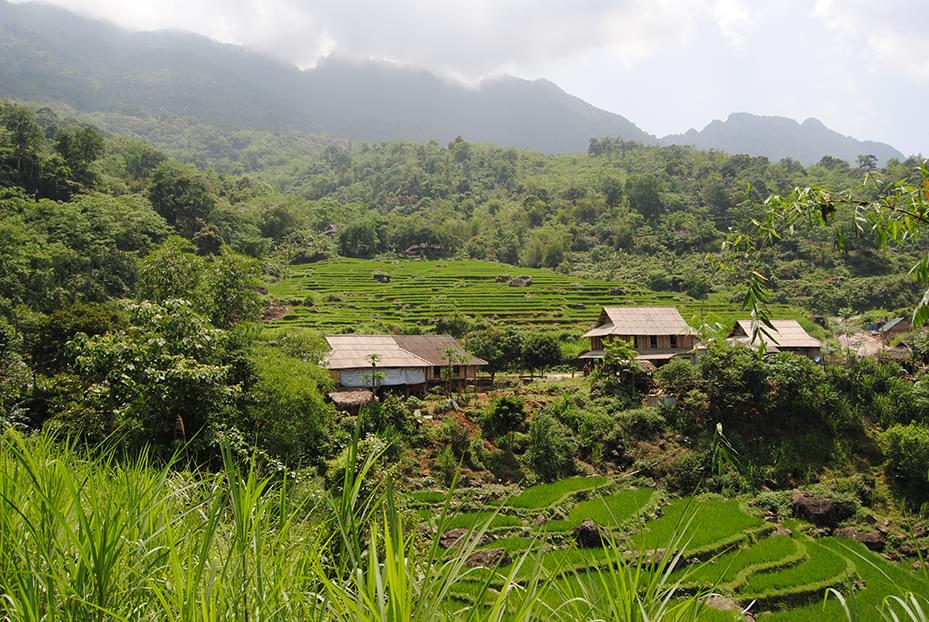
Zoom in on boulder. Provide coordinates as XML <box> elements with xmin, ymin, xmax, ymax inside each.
<box><xmin>508</xmin><ymin>276</ymin><xmax>532</xmax><ymax>287</ymax></box>
<box><xmin>373</xmin><ymin>272</ymin><xmax>391</xmax><ymax>283</ymax></box>
<box><xmin>532</xmin><ymin>514</ymin><xmax>547</xmax><ymax>527</ymax></box>
<box><xmin>791</xmin><ymin>491</ymin><xmax>854</xmax><ymax>527</ymax></box>
<box><xmin>495</xmin><ymin>275</ymin><xmax>510</xmax><ymax>283</ymax></box>
<box><xmin>834</xmin><ymin>527</ymin><xmax>885</xmax><ymax>551</ymax></box>
<box><xmin>574</xmin><ymin>518</ymin><xmax>609</xmax><ymax>548</ymax></box>
<box><xmin>608</xmin><ymin>288</ymin><xmax>626</xmax><ymax>296</ymax></box>
<box><xmin>440</xmin><ymin>528</ymin><xmax>492</xmax><ymax>549</ymax></box>
<box><xmin>466</xmin><ymin>548</ymin><xmax>511</xmax><ymax>568</ymax></box>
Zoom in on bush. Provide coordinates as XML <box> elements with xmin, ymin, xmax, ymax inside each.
<box><xmin>524</xmin><ymin>413</ymin><xmax>576</xmax><ymax>482</ymax></box>
<box><xmin>614</xmin><ymin>407</ymin><xmax>667</xmax><ymax>440</ymax></box>
<box><xmin>431</xmin><ymin>416</ymin><xmax>471</xmax><ymax>458</ymax></box>
<box><xmin>879</xmin><ymin>422</ymin><xmax>929</xmax><ymax>502</ymax></box>
<box><xmin>480</xmin><ymin>395</ymin><xmax>527</xmax><ymax>444</ymax></box>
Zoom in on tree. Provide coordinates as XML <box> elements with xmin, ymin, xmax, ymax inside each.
<box><xmin>467</xmin><ymin>329</ymin><xmax>505</xmax><ymax>382</ymax></box>
<box><xmin>602</xmin><ymin>177</ymin><xmax>624</xmax><ymax>208</ymax></box>
<box><xmin>591</xmin><ymin>338</ymin><xmax>652</xmax><ymax>401</ymax></box>
<box><xmin>338</xmin><ymin>220</ymin><xmax>380</xmax><ymax>258</ymax></box>
<box><xmin>521</xmin><ymin>333</ymin><xmax>561</xmax><ymax>377</ymax></box>
<box><xmin>147</xmin><ymin>161</ymin><xmax>216</xmax><ymax>237</ymax></box>
<box><xmin>625</xmin><ymin>175</ymin><xmax>664</xmax><ymax>220</ymax></box>
<box><xmin>206</xmin><ymin>249</ymin><xmax>263</xmax><ymax>328</ymax></box>
<box><xmin>54</xmin><ymin>125</ymin><xmax>104</xmax><ymax>187</ymax></box>
<box><xmin>878</xmin><ymin>422</ymin><xmax>929</xmax><ymax>502</ymax></box>
<box><xmin>728</xmin><ymin>161</ymin><xmax>929</xmax><ymax>331</ymax></box>
<box><xmin>525</xmin><ymin>413</ymin><xmax>576</xmax><ymax>482</ymax></box>
<box><xmin>56</xmin><ymin>299</ymin><xmax>237</xmax><ymax>455</ymax></box>
<box><xmin>481</xmin><ymin>395</ymin><xmax>527</xmax><ymax>445</ymax></box>
<box><xmin>246</xmin><ymin>346</ymin><xmax>337</xmax><ymax>466</ymax></box>
<box><xmin>856</xmin><ymin>154</ymin><xmax>878</xmax><ymax>171</ymax></box>
<box><xmin>0</xmin><ymin>103</ymin><xmax>43</xmax><ymax>191</ymax></box>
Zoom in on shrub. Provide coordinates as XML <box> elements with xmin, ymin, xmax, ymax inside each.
<box><xmin>879</xmin><ymin>422</ymin><xmax>929</xmax><ymax>502</ymax></box>
<box><xmin>435</xmin><ymin>445</ymin><xmax>457</xmax><ymax>486</ymax></box>
<box><xmin>524</xmin><ymin>413</ymin><xmax>576</xmax><ymax>482</ymax></box>
<box><xmin>432</xmin><ymin>416</ymin><xmax>472</xmax><ymax>458</ymax></box>
<box><xmin>614</xmin><ymin>407</ymin><xmax>667</xmax><ymax>440</ymax></box>
<box><xmin>480</xmin><ymin>395</ymin><xmax>527</xmax><ymax>444</ymax></box>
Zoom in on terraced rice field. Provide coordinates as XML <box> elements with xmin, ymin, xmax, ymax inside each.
<box><xmin>267</xmin><ymin>258</ymin><xmax>804</xmax><ymax>332</ymax></box>
<box><xmin>413</xmin><ymin>482</ymin><xmax>926</xmax><ymax>620</ymax></box>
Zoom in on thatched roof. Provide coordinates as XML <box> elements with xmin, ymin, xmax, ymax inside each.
<box><xmin>323</xmin><ymin>335</ymin><xmax>431</xmax><ymax>370</ymax></box>
<box><xmin>730</xmin><ymin>320</ymin><xmax>821</xmax><ymax>348</ymax></box>
<box><xmin>322</xmin><ymin>334</ymin><xmax>486</xmax><ymax>370</ymax></box>
<box><xmin>328</xmin><ymin>390</ymin><xmax>375</xmax><ymax>409</ymax></box>
<box><xmin>393</xmin><ymin>335</ymin><xmax>487</xmax><ymax>366</ymax></box>
<box><xmin>583</xmin><ymin>307</ymin><xmax>694</xmax><ymax>337</ymax></box>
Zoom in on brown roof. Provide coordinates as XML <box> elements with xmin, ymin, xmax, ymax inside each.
<box><xmin>583</xmin><ymin>306</ymin><xmax>694</xmax><ymax>337</ymax></box>
<box><xmin>393</xmin><ymin>335</ymin><xmax>487</xmax><ymax>367</ymax></box>
<box><xmin>323</xmin><ymin>334</ymin><xmax>486</xmax><ymax>370</ymax></box>
<box><xmin>731</xmin><ymin>320</ymin><xmax>821</xmax><ymax>349</ymax></box>
<box><xmin>323</xmin><ymin>335</ymin><xmax>431</xmax><ymax>370</ymax></box>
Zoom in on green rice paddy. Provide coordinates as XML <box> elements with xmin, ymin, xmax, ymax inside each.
<box><xmin>505</xmin><ymin>475</ymin><xmax>610</xmax><ymax>509</ymax></box>
<box><xmin>412</xmin><ymin>482</ymin><xmax>926</xmax><ymax>620</ymax></box>
<box><xmin>267</xmin><ymin>258</ymin><xmax>804</xmax><ymax>332</ymax></box>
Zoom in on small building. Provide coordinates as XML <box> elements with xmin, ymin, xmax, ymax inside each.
<box><xmin>728</xmin><ymin>320</ymin><xmax>822</xmax><ymax>360</ymax></box>
<box><xmin>878</xmin><ymin>317</ymin><xmax>911</xmax><ymax>343</ymax></box>
<box><xmin>579</xmin><ymin>306</ymin><xmax>700</xmax><ymax>366</ymax></box>
<box><xmin>322</xmin><ymin>334</ymin><xmax>486</xmax><ymax>391</ymax></box>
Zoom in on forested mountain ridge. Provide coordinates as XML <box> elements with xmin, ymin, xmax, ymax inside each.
<box><xmin>662</xmin><ymin>113</ymin><xmax>904</xmax><ymax>166</ymax></box>
<box><xmin>0</xmin><ymin>0</ymin><xmax>653</xmax><ymax>152</ymax></box>
<box><xmin>0</xmin><ymin>0</ymin><xmax>906</xmax><ymax>163</ymax></box>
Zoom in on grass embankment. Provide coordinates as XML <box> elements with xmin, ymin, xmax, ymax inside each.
<box><xmin>542</xmin><ymin>488</ymin><xmax>656</xmax><ymax>532</ymax></box>
<box><xmin>504</xmin><ymin>475</ymin><xmax>610</xmax><ymax>509</ymax></box>
<box><xmin>267</xmin><ymin>258</ymin><xmax>805</xmax><ymax>332</ymax></box>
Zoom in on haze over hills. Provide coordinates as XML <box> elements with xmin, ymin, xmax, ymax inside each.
<box><xmin>662</xmin><ymin>113</ymin><xmax>904</xmax><ymax>165</ymax></box>
<box><xmin>0</xmin><ymin>0</ymin><xmax>907</xmax><ymax>163</ymax></box>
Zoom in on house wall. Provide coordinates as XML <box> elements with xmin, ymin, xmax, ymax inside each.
<box><xmin>597</xmin><ymin>334</ymin><xmax>695</xmax><ymax>351</ymax></box>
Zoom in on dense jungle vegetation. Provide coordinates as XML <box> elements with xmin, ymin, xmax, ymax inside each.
<box><xmin>1</xmin><ymin>99</ymin><xmax>929</xmax><ymax>620</ymax></box>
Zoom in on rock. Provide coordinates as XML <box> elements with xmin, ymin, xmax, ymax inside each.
<box><xmin>373</xmin><ymin>272</ymin><xmax>391</xmax><ymax>283</ymax></box>
<box><xmin>834</xmin><ymin>527</ymin><xmax>885</xmax><ymax>551</ymax></box>
<box><xmin>508</xmin><ymin>276</ymin><xmax>532</xmax><ymax>287</ymax></box>
<box><xmin>815</xmin><ymin>528</ymin><xmax>833</xmax><ymax>537</ymax></box>
<box><xmin>466</xmin><ymin>548</ymin><xmax>511</xmax><ymax>568</ymax></box>
<box><xmin>574</xmin><ymin>518</ymin><xmax>609</xmax><ymax>548</ymax></box>
<box><xmin>704</xmin><ymin>594</ymin><xmax>742</xmax><ymax>614</ymax></box>
<box><xmin>608</xmin><ymin>288</ymin><xmax>626</xmax><ymax>296</ymax></box>
<box><xmin>495</xmin><ymin>275</ymin><xmax>510</xmax><ymax>283</ymax></box>
<box><xmin>532</xmin><ymin>514</ymin><xmax>547</xmax><ymax>527</ymax></box>
<box><xmin>772</xmin><ymin>526</ymin><xmax>793</xmax><ymax>537</ymax></box>
<box><xmin>791</xmin><ymin>491</ymin><xmax>854</xmax><ymax>527</ymax></box>
<box><xmin>567</xmin><ymin>303</ymin><xmax>585</xmax><ymax>309</ymax></box>
<box><xmin>440</xmin><ymin>528</ymin><xmax>492</xmax><ymax>549</ymax></box>
<box><xmin>914</xmin><ymin>561</ymin><xmax>923</xmax><ymax>571</ymax></box>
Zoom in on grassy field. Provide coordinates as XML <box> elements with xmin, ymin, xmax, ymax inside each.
<box><xmin>266</xmin><ymin>258</ymin><xmax>805</xmax><ymax>332</ymax></box>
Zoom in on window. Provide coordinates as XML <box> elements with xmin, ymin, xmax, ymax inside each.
<box><xmin>670</xmin><ymin>335</ymin><xmax>678</xmax><ymax>348</ymax></box>
<box><xmin>634</xmin><ymin>336</ymin><xmax>642</xmax><ymax>349</ymax></box>
<box><xmin>649</xmin><ymin>335</ymin><xmax>658</xmax><ymax>349</ymax></box>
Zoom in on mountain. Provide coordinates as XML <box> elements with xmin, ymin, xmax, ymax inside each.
<box><xmin>661</xmin><ymin>113</ymin><xmax>904</xmax><ymax>165</ymax></box>
<box><xmin>0</xmin><ymin>1</ymin><xmax>905</xmax><ymax>161</ymax></box>
<box><xmin>0</xmin><ymin>0</ymin><xmax>654</xmax><ymax>152</ymax></box>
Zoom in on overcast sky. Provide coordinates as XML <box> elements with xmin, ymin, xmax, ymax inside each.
<box><xmin>23</xmin><ymin>0</ymin><xmax>929</xmax><ymax>155</ymax></box>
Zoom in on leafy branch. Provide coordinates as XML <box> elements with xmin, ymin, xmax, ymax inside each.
<box><xmin>721</xmin><ymin>161</ymin><xmax>929</xmax><ymax>334</ymax></box>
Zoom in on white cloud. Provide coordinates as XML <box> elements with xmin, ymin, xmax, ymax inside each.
<box><xmin>814</xmin><ymin>0</ymin><xmax>929</xmax><ymax>81</ymax></box>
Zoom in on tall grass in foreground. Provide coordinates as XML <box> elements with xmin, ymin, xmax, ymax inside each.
<box><xmin>0</xmin><ymin>429</ymin><xmax>708</xmax><ymax>621</ymax></box>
